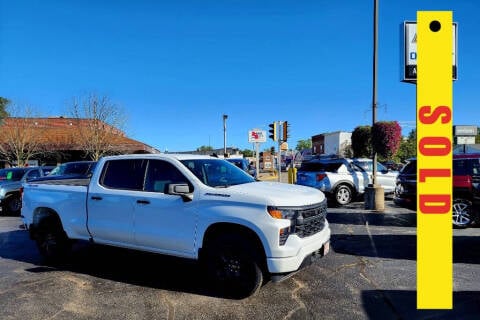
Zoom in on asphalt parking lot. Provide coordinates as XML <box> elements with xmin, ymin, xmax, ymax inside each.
<box><xmin>1</xmin><ymin>201</ymin><xmax>480</xmax><ymax>320</ymax></box>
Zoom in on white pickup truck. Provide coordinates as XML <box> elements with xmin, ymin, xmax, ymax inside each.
<box><xmin>21</xmin><ymin>154</ymin><xmax>330</xmax><ymax>298</ymax></box>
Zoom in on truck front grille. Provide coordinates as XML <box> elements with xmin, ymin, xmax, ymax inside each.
<box><xmin>293</xmin><ymin>200</ymin><xmax>328</xmax><ymax>238</ymax></box>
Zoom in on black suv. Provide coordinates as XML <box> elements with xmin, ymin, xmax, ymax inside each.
<box><xmin>394</xmin><ymin>154</ymin><xmax>480</xmax><ymax>227</ymax></box>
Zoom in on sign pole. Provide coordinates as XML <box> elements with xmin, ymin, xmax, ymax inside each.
<box><xmin>255</xmin><ymin>142</ymin><xmax>260</xmax><ymax>179</ymax></box>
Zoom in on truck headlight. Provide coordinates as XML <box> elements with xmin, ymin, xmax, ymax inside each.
<box><xmin>267</xmin><ymin>206</ymin><xmax>296</xmax><ymax>220</ymax></box>
<box><xmin>268</xmin><ymin>206</ymin><xmax>296</xmax><ymax>246</ymax></box>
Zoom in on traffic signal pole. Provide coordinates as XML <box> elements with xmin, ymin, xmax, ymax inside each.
<box><xmin>278</xmin><ymin>121</ymin><xmax>282</xmax><ymax>182</ymax></box>
<box><xmin>268</xmin><ymin>120</ymin><xmax>290</xmax><ymax>182</ymax></box>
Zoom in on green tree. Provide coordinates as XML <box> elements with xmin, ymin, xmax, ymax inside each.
<box><xmin>0</xmin><ymin>97</ymin><xmax>10</xmax><ymax>122</ymax></box>
<box><xmin>241</xmin><ymin>149</ymin><xmax>254</xmax><ymax>157</ymax></box>
<box><xmin>351</xmin><ymin>125</ymin><xmax>372</xmax><ymax>157</ymax></box>
<box><xmin>296</xmin><ymin>139</ymin><xmax>312</xmax><ymax>151</ymax></box>
<box><xmin>395</xmin><ymin>129</ymin><xmax>416</xmax><ymax>162</ymax></box>
<box><xmin>197</xmin><ymin>145</ymin><xmax>213</xmax><ymax>152</ymax></box>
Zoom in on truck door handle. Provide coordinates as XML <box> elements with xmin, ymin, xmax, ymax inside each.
<box><xmin>91</xmin><ymin>196</ymin><xmax>102</xmax><ymax>200</ymax></box>
<box><xmin>137</xmin><ymin>200</ymin><xmax>150</xmax><ymax>205</ymax></box>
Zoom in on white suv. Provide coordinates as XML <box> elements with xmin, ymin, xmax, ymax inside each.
<box><xmin>296</xmin><ymin>156</ymin><xmax>398</xmax><ymax>206</ymax></box>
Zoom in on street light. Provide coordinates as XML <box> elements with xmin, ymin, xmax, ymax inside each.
<box><xmin>223</xmin><ymin>114</ymin><xmax>228</xmax><ymax>156</ymax></box>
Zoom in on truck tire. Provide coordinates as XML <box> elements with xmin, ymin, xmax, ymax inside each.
<box><xmin>335</xmin><ymin>184</ymin><xmax>353</xmax><ymax>206</ymax></box>
<box><xmin>452</xmin><ymin>198</ymin><xmax>473</xmax><ymax>228</ymax></box>
<box><xmin>36</xmin><ymin>221</ymin><xmax>71</xmax><ymax>262</ymax></box>
<box><xmin>204</xmin><ymin>233</ymin><xmax>264</xmax><ymax>299</ymax></box>
<box><xmin>5</xmin><ymin>194</ymin><xmax>22</xmax><ymax>216</ymax></box>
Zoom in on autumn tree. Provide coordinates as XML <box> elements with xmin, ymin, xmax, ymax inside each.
<box><xmin>351</xmin><ymin>125</ymin><xmax>372</xmax><ymax>158</ymax></box>
<box><xmin>371</xmin><ymin>121</ymin><xmax>402</xmax><ymax>159</ymax></box>
<box><xmin>69</xmin><ymin>94</ymin><xmax>127</xmax><ymax>161</ymax></box>
<box><xmin>0</xmin><ymin>104</ymin><xmax>48</xmax><ymax>166</ymax></box>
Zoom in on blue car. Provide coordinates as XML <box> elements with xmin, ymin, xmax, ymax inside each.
<box><xmin>225</xmin><ymin>158</ymin><xmax>257</xmax><ymax>178</ymax></box>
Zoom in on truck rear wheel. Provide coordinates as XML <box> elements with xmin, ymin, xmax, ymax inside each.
<box><xmin>36</xmin><ymin>223</ymin><xmax>71</xmax><ymax>262</ymax></box>
<box><xmin>204</xmin><ymin>234</ymin><xmax>264</xmax><ymax>299</ymax></box>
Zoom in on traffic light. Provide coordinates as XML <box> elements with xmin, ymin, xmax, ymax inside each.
<box><xmin>268</xmin><ymin>122</ymin><xmax>277</xmax><ymax>141</ymax></box>
<box><xmin>282</xmin><ymin>121</ymin><xmax>290</xmax><ymax>142</ymax></box>
<box><xmin>270</xmin><ymin>146</ymin><xmax>275</xmax><ymax>154</ymax></box>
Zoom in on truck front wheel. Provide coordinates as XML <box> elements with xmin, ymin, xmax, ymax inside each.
<box><xmin>205</xmin><ymin>234</ymin><xmax>264</xmax><ymax>299</ymax></box>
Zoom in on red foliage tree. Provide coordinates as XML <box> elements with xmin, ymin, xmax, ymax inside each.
<box><xmin>371</xmin><ymin>121</ymin><xmax>402</xmax><ymax>159</ymax></box>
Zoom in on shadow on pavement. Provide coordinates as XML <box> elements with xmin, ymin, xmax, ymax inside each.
<box><xmin>0</xmin><ymin>228</ymin><xmax>229</xmax><ymax>298</ymax></box>
<box><xmin>362</xmin><ymin>290</ymin><xmax>480</xmax><ymax>320</ymax></box>
<box><xmin>331</xmin><ymin>233</ymin><xmax>480</xmax><ymax>264</ymax></box>
<box><xmin>328</xmin><ymin>211</ymin><xmax>417</xmax><ymax>227</ymax></box>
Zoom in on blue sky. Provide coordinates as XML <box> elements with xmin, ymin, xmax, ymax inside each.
<box><xmin>1</xmin><ymin>1</ymin><xmax>479</xmax><ymax>152</ymax></box>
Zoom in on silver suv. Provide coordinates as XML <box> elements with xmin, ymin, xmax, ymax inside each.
<box><xmin>296</xmin><ymin>156</ymin><xmax>398</xmax><ymax>206</ymax></box>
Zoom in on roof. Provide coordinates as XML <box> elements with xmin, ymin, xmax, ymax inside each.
<box><xmin>0</xmin><ymin>117</ymin><xmax>158</xmax><ymax>154</ymax></box>
<box><xmin>100</xmin><ymin>153</ymin><xmax>220</xmax><ymax>161</ymax></box>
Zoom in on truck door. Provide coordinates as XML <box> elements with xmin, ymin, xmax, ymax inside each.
<box><xmin>88</xmin><ymin>159</ymin><xmax>148</xmax><ymax>246</ymax></box>
<box><xmin>133</xmin><ymin>159</ymin><xmax>197</xmax><ymax>258</ymax></box>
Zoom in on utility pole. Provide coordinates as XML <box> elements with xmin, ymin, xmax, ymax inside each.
<box><xmin>365</xmin><ymin>0</ymin><xmax>385</xmax><ymax>211</ymax></box>
<box><xmin>372</xmin><ymin>0</ymin><xmax>378</xmax><ymax>186</ymax></box>
<box><xmin>223</xmin><ymin>114</ymin><xmax>228</xmax><ymax>156</ymax></box>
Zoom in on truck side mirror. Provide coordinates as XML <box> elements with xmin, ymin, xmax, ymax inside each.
<box><xmin>168</xmin><ymin>183</ymin><xmax>193</xmax><ymax>202</ymax></box>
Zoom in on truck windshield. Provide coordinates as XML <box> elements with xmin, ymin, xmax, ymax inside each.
<box><xmin>180</xmin><ymin>159</ymin><xmax>255</xmax><ymax>188</ymax></box>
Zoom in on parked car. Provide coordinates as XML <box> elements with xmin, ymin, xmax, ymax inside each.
<box><xmin>296</xmin><ymin>157</ymin><xmax>397</xmax><ymax>206</ymax></box>
<box><xmin>394</xmin><ymin>154</ymin><xmax>480</xmax><ymax>227</ymax></box>
<box><xmin>0</xmin><ymin>166</ymin><xmax>54</xmax><ymax>215</ymax></box>
<box><xmin>351</xmin><ymin>158</ymin><xmax>398</xmax><ymax>192</ymax></box>
<box><xmin>31</xmin><ymin>161</ymin><xmax>97</xmax><ymax>182</ymax></box>
<box><xmin>225</xmin><ymin>158</ymin><xmax>257</xmax><ymax>178</ymax></box>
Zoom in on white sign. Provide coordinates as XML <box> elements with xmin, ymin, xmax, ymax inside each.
<box><xmin>403</xmin><ymin>21</ymin><xmax>457</xmax><ymax>82</ymax></box>
<box><xmin>248</xmin><ymin>130</ymin><xmax>267</xmax><ymax>143</ymax></box>
<box><xmin>456</xmin><ymin>136</ymin><xmax>475</xmax><ymax>145</ymax></box>
<box><xmin>454</xmin><ymin>125</ymin><xmax>477</xmax><ymax>136</ymax></box>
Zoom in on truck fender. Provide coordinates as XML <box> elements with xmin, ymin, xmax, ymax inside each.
<box><xmin>30</xmin><ymin>207</ymin><xmax>64</xmax><ymax>240</ymax></box>
<box><xmin>200</xmin><ymin>222</ymin><xmax>266</xmax><ymax>265</ymax></box>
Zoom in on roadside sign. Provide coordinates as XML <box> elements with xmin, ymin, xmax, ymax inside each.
<box><xmin>453</xmin><ymin>125</ymin><xmax>477</xmax><ymax>136</ymax></box>
<box><xmin>248</xmin><ymin>130</ymin><xmax>266</xmax><ymax>143</ymax></box>
<box><xmin>403</xmin><ymin>21</ymin><xmax>457</xmax><ymax>83</ymax></box>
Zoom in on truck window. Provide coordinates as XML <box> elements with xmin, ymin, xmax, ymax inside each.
<box><xmin>100</xmin><ymin>159</ymin><xmax>148</xmax><ymax>191</ymax></box>
<box><xmin>144</xmin><ymin>160</ymin><xmax>191</xmax><ymax>193</ymax></box>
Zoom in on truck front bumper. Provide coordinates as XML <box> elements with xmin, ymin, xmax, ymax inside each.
<box><xmin>266</xmin><ymin>225</ymin><xmax>331</xmax><ymax>275</ymax></box>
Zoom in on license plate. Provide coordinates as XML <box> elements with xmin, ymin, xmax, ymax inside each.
<box><xmin>323</xmin><ymin>241</ymin><xmax>330</xmax><ymax>256</ymax></box>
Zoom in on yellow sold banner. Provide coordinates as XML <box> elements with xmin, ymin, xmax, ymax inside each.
<box><xmin>416</xmin><ymin>11</ymin><xmax>453</xmax><ymax>309</ymax></box>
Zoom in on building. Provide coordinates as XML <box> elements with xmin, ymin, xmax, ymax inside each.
<box><xmin>312</xmin><ymin>131</ymin><xmax>352</xmax><ymax>156</ymax></box>
<box><xmin>0</xmin><ymin>117</ymin><xmax>158</xmax><ymax>167</ymax></box>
